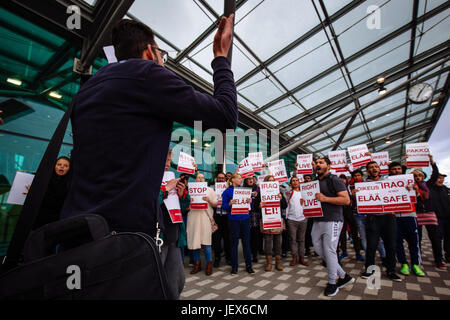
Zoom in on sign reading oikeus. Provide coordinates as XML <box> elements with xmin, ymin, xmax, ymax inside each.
<box><xmin>300</xmin><ymin>181</ymin><xmax>323</xmax><ymax>217</ymax></box>
<box><xmin>215</xmin><ymin>182</ymin><xmax>227</xmax><ymax>206</ymax></box>
<box><xmin>297</xmin><ymin>154</ymin><xmax>313</xmax><ymax>175</ymax></box>
<box><xmin>348</xmin><ymin>144</ymin><xmax>371</xmax><ymax>168</ymax></box>
<box><xmin>268</xmin><ymin>159</ymin><xmax>288</xmax><ymax>183</ymax></box>
<box><xmin>231</xmin><ymin>187</ymin><xmax>252</xmax><ymax>214</ymax></box>
<box><xmin>177</xmin><ymin>152</ymin><xmax>195</xmax><ymax>174</ymax></box>
<box><xmin>188</xmin><ymin>182</ymin><xmax>208</xmax><ymax>210</ymax></box>
<box><xmin>371</xmin><ymin>152</ymin><xmax>389</xmax><ymax>175</ymax></box>
<box><xmin>355</xmin><ymin>182</ymin><xmax>384</xmax><ymax>213</ymax></box>
<box><xmin>238</xmin><ymin>157</ymin><xmax>254</xmax><ymax>178</ymax></box>
<box><xmin>249</xmin><ymin>152</ymin><xmax>265</xmax><ymax>172</ymax></box>
<box><xmin>406</xmin><ymin>143</ymin><xmax>430</xmax><ymax>167</ymax></box>
<box><xmin>328</xmin><ymin>150</ymin><xmax>347</xmax><ymax>173</ymax></box>
<box><xmin>260</xmin><ymin>181</ymin><xmax>282</xmax><ymax>229</ymax></box>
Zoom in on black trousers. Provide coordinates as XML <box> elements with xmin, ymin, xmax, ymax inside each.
<box><xmin>250</xmin><ymin>225</ymin><xmax>263</xmax><ymax>259</ymax></box>
<box><xmin>437</xmin><ymin>218</ymin><xmax>450</xmax><ymax>262</ymax></box>
<box><xmin>418</xmin><ymin>224</ymin><xmax>443</xmax><ymax>264</ymax></box>
<box><xmin>212</xmin><ymin>214</ymin><xmax>231</xmax><ymax>262</ymax></box>
<box><xmin>305</xmin><ymin>218</ymin><xmax>314</xmax><ymax>254</ymax></box>
<box><xmin>365</xmin><ymin>214</ymin><xmax>397</xmax><ymax>273</ymax></box>
<box><xmin>339</xmin><ymin>207</ymin><xmax>361</xmax><ymax>255</ymax></box>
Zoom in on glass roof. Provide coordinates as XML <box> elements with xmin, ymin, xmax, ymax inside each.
<box><xmin>0</xmin><ymin>0</ymin><xmax>449</xmax><ymax>166</ymax></box>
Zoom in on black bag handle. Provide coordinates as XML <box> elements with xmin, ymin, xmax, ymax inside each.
<box><xmin>1</xmin><ymin>99</ymin><xmax>75</xmax><ymax>273</ymax></box>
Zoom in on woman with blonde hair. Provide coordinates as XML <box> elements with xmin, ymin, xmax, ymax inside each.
<box><xmin>221</xmin><ymin>173</ymin><xmax>255</xmax><ymax>275</ymax></box>
<box><xmin>254</xmin><ymin>175</ymin><xmax>288</xmax><ymax>271</ymax></box>
<box><xmin>186</xmin><ymin>173</ymin><xmax>218</xmax><ymax>275</ymax></box>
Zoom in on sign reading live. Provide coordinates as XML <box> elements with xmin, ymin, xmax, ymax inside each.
<box><xmin>249</xmin><ymin>152</ymin><xmax>265</xmax><ymax>172</ymax></box>
<box><xmin>328</xmin><ymin>150</ymin><xmax>347</xmax><ymax>173</ymax></box>
<box><xmin>177</xmin><ymin>152</ymin><xmax>195</xmax><ymax>174</ymax></box>
<box><xmin>371</xmin><ymin>151</ymin><xmax>389</xmax><ymax>175</ymax></box>
<box><xmin>355</xmin><ymin>178</ymin><xmax>414</xmax><ymax>214</ymax></box>
<box><xmin>188</xmin><ymin>182</ymin><xmax>208</xmax><ymax>210</ymax></box>
<box><xmin>406</xmin><ymin>143</ymin><xmax>430</xmax><ymax>167</ymax></box>
<box><xmin>267</xmin><ymin>159</ymin><xmax>288</xmax><ymax>183</ymax></box>
<box><xmin>260</xmin><ymin>181</ymin><xmax>283</xmax><ymax>229</ymax></box>
<box><xmin>300</xmin><ymin>181</ymin><xmax>323</xmax><ymax>217</ymax></box>
<box><xmin>215</xmin><ymin>182</ymin><xmax>227</xmax><ymax>206</ymax></box>
<box><xmin>231</xmin><ymin>187</ymin><xmax>252</xmax><ymax>214</ymax></box>
<box><xmin>348</xmin><ymin>144</ymin><xmax>371</xmax><ymax>168</ymax></box>
<box><xmin>161</xmin><ymin>171</ymin><xmax>182</xmax><ymax>223</ymax></box>
<box><xmin>296</xmin><ymin>154</ymin><xmax>313</xmax><ymax>175</ymax></box>
<box><xmin>238</xmin><ymin>157</ymin><xmax>254</xmax><ymax>178</ymax></box>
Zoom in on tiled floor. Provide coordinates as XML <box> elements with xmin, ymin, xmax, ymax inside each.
<box><xmin>181</xmin><ymin>235</ymin><xmax>450</xmax><ymax>300</ymax></box>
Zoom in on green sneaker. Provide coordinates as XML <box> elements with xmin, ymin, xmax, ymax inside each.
<box><xmin>412</xmin><ymin>264</ymin><xmax>425</xmax><ymax>277</ymax></box>
<box><xmin>400</xmin><ymin>264</ymin><xmax>410</xmax><ymax>275</ymax></box>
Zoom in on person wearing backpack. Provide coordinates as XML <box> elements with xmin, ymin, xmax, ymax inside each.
<box><xmin>310</xmin><ymin>156</ymin><xmax>354</xmax><ymax>297</ymax></box>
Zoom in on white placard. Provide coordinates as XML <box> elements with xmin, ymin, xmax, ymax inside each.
<box><xmin>215</xmin><ymin>182</ymin><xmax>227</xmax><ymax>206</ymax></box>
<box><xmin>328</xmin><ymin>150</ymin><xmax>347</xmax><ymax>173</ymax></box>
<box><xmin>161</xmin><ymin>171</ymin><xmax>182</xmax><ymax>223</ymax></box>
<box><xmin>348</xmin><ymin>144</ymin><xmax>371</xmax><ymax>168</ymax></box>
<box><xmin>296</xmin><ymin>154</ymin><xmax>313</xmax><ymax>175</ymax></box>
<box><xmin>386</xmin><ymin>174</ymin><xmax>416</xmax><ymax>203</ymax></box>
<box><xmin>355</xmin><ymin>182</ymin><xmax>384</xmax><ymax>213</ymax></box>
<box><xmin>300</xmin><ymin>181</ymin><xmax>323</xmax><ymax>217</ymax></box>
<box><xmin>371</xmin><ymin>152</ymin><xmax>389</xmax><ymax>175</ymax></box>
<box><xmin>6</xmin><ymin>172</ymin><xmax>35</xmax><ymax>205</ymax></box>
<box><xmin>267</xmin><ymin>159</ymin><xmax>288</xmax><ymax>183</ymax></box>
<box><xmin>249</xmin><ymin>152</ymin><xmax>264</xmax><ymax>172</ymax></box>
<box><xmin>231</xmin><ymin>187</ymin><xmax>252</xmax><ymax>214</ymax></box>
<box><xmin>188</xmin><ymin>182</ymin><xmax>208</xmax><ymax>210</ymax></box>
<box><xmin>260</xmin><ymin>181</ymin><xmax>282</xmax><ymax>229</ymax></box>
<box><xmin>237</xmin><ymin>157</ymin><xmax>254</xmax><ymax>178</ymax></box>
<box><xmin>177</xmin><ymin>152</ymin><xmax>195</xmax><ymax>174</ymax></box>
<box><xmin>103</xmin><ymin>45</ymin><xmax>118</xmax><ymax>63</ymax></box>
<box><xmin>406</xmin><ymin>143</ymin><xmax>430</xmax><ymax>168</ymax></box>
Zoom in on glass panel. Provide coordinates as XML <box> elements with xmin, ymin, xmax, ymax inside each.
<box><xmin>414</xmin><ymin>7</ymin><xmax>450</xmax><ymax>55</ymax></box>
<box><xmin>334</xmin><ymin>0</ymin><xmax>413</xmax><ymax>58</ymax></box>
<box><xmin>437</xmin><ymin>71</ymin><xmax>448</xmax><ymax>89</ymax></box>
<box><xmin>181</xmin><ymin>58</ymin><xmax>213</xmax><ymax>84</ymax></box>
<box><xmin>367</xmin><ymin>107</ymin><xmax>407</xmax><ymax>130</ymax></box>
<box><xmin>294</xmin><ymin>70</ymin><xmax>350</xmax><ymax>110</ymax></box>
<box><xmin>270</xmin><ymin>31</ymin><xmax>337</xmax><ymax>90</ymax></box>
<box><xmin>323</xmin><ymin>0</ymin><xmax>355</xmax><ymax>16</ymax></box>
<box><xmin>237</xmin><ymin>93</ymin><xmax>258</xmax><ymax>112</ymax></box>
<box><xmin>238</xmin><ymin>71</ymin><xmax>286</xmax><ymax>107</ymax></box>
<box><xmin>406</xmin><ymin>111</ymin><xmax>431</xmax><ymax>127</ymax></box>
<box><xmin>362</xmin><ymin>91</ymin><xmax>406</xmax><ymax>118</ymax></box>
<box><xmin>234</xmin><ymin>0</ymin><xmax>320</xmax><ymax>60</ymax></box>
<box><xmin>129</xmin><ymin>0</ymin><xmax>214</xmax><ymax>50</ymax></box>
<box><xmin>259</xmin><ymin>112</ymin><xmax>279</xmax><ymax>126</ymax></box>
<box><xmin>266</xmin><ymin>98</ymin><xmax>303</xmax><ymax>123</ymax></box>
<box><xmin>419</xmin><ymin>0</ymin><xmax>448</xmax><ymax>16</ymax></box>
<box><xmin>347</xmin><ymin>31</ymin><xmax>411</xmax><ymax>85</ymax></box>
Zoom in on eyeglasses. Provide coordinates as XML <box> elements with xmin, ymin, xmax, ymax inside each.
<box><xmin>145</xmin><ymin>44</ymin><xmax>168</xmax><ymax>63</ymax></box>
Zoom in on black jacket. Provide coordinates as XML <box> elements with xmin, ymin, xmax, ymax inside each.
<box><xmin>427</xmin><ymin>163</ymin><xmax>450</xmax><ymax>219</ymax></box>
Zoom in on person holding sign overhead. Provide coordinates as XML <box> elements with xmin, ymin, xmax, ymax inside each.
<box><xmin>186</xmin><ymin>173</ymin><xmax>218</xmax><ymax>276</ymax></box>
<box><xmin>310</xmin><ymin>156</ymin><xmax>354</xmax><ymax>297</ymax></box>
<box><xmin>221</xmin><ymin>173</ymin><xmax>255</xmax><ymax>275</ymax></box>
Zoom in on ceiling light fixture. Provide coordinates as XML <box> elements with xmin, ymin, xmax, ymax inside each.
<box><xmin>49</xmin><ymin>91</ymin><xmax>62</xmax><ymax>99</ymax></box>
<box><xmin>6</xmin><ymin>78</ymin><xmax>22</xmax><ymax>86</ymax></box>
<box><xmin>376</xmin><ymin>76</ymin><xmax>385</xmax><ymax>84</ymax></box>
<box><xmin>431</xmin><ymin>100</ymin><xmax>439</xmax><ymax>106</ymax></box>
<box><xmin>385</xmin><ymin>136</ymin><xmax>391</xmax><ymax>144</ymax></box>
<box><xmin>378</xmin><ymin>86</ymin><xmax>387</xmax><ymax>95</ymax></box>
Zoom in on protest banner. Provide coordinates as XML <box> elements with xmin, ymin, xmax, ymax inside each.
<box><xmin>188</xmin><ymin>182</ymin><xmax>208</xmax><ymax>210</ymax></box>
<box><xmin>348</xmin><ymin>144</ymin><xmax>371</xmax><ymax>168</ymax></box>
<box><xmin>257</xmin><ymin>175</ymin><xmax>267</xmax><ymax>185</ymax></box>
<box><xmin>300</xmin><ymin>181</ymin><xmax>323</xmax><ymax>217</ymax></box>
<box><xmin>386</xmin><ymin>174</ymin><xmax>416</xmax><ymax>203</ymax></box>
<box><xmin>161</xmin><ymin>171</ymin><xmax>182</xmax><ymax>223</ymax></box>
<box><xmin>231</xmin><ymin>187</ymin><xmax>252</xmax><ymax>214</ymax></box>
<box><xmin>238</xmin><ymin>157</ymin><xmax>254</xmax><ymax>178</ymax></box>
<box><xmin>406</xmin><ymin>143</ymin><xmax>430</xmax><ymax>167</ymax></box>
<box><xmin>371</xmin><ymin>151</ymin><xmax>389</xmax><ymax>175</ymax></box>
<box><xmin>6</xmin><ymin>171</ymin><xmax>35</xmax><ymax>205</ymax></box>
<box><xmin>249</xmin><ymin>152</ymin><xmax>265</xmax><ymax>172</ymax></box>
<box><xmin>267</xmin><ymin>159</ymin><xmax>288</xmax><ymax>183</ymax></box>
<box><xmin>215</xmin><ymin>182</ymin><xmax>227</xmax><ymax>206</ymax></box>
<box><xmin>260</xmin><ymin>181</ymin><xmax>283</xmax><ymax>229</ymax></box>
<box><xmin>177</xmin><ymin>151</ymin><xmax>195</xmax><ymax>174</ymax></box>
<box><xmin>296</xmin><ymin>154</ymin><xmax>313</xmax><ymax>175</ymax></box>
<box><xmin>328</xmin><ymin>150</ymin><xmax>347</xmax><ymax>173</ymax></box>
<box><xmin>355</xmin><ymin>182</ymin><xmax>384</xmax><ymax>213</ymax></box>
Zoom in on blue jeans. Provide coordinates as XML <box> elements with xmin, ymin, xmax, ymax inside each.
<box><xmin>396</xmin><ymin>216</ymin><xmax>421</xmax><ymax>265</ymax></box>
<box><xmin>229</xmin><ymin>218</ymin><xmax>252</xmax><ymax>270</ymax></box>
<box><xmin>355</xmin><ymin>214</ymin><xmax>386</xmax><ymax>258</ymax></box>
<box><xmin>192</xmin><ymin>245</ymin><xmax>212</xmax><ymax>263</ymax></box>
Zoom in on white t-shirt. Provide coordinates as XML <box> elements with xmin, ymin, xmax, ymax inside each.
<box><xmin>286</xmin><ymin>190</ymin><xmax>305</xmax><ymax>222</ymax></box>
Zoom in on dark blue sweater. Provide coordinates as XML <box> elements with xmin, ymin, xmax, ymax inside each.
<box><xmin>61</xmin><ymin>57</ymin><xmax>238</xmax><ymax>236</ymax></box>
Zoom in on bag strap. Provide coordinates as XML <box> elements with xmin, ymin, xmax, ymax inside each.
<box><xmin>1</xmin><ymin>99</ymin><xmax>75</xmax><ymax>273</ymax></box>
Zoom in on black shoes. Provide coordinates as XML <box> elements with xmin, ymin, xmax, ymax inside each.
<box><xmin>230</xmin><ymin>268</ymin><xmax>238</xmax><ymax>275</ymax></box>
<box><xmin>213</xmin><ymin>259</ymin><xmax>220</xmax><ymax>268</ymax></box>
<box><xmin>361</xmin><ymin>270</ymin><xmax>374</xmax><ymax>279</ymax></box>
<box><xmin>387</xmin><ymin>272</ymin><xmax>402</xmax><ymax>282</ymax></box>
<box><xmin>324</xmin><ymin>283</ymin><xmax>339</xmax><ymax>297</ymax></box>
<box><xmin>246</xmin><ymin>266</ymin><xmax>255</xmax><ymax>274</ymax></box>
<box><xmin>337</xmin><ymin>273</ymin><xmax>355</xmax><ymax>289</ymax></box>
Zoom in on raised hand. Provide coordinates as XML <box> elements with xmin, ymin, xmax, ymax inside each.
<box><xmin>213</xmin><ymin>13</ymin><xmax>235</xmax><ymax>58</ymax></box>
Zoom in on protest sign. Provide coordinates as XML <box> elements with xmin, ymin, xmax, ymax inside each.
<box><xmin>161</xmin><ymin>171</ymin><xmax>182</xmax><ymax>223</ymax></box>
<box><xmin>215</xmin><ymin>182</ymin><xmax>227</xmax><ymax>206</ymax></box>
<box><xmin>355</xmin><ymin>182</ymin><xmax>384</xmax><ymax>213</ymax></box>
<box><xmin>296</xmin><ymin>154</ymin><xmax>313</xmax><ymax>175</ymax></box>
<box><xmin>386</xmin><ymin>174</ymin><xmax>416</xmax><ymax>203</ymax></box>
<box><xmin>300</xmin><ymin>181</ymin><xmax>323</xmax><ymax>217</ymax></box>
<box><xmin>177</xmin><ymin>152</ymin><xmax>195</xmax><ymax>174</ymax></box>
<box><xmin>6</xmin><ymin>171</ymin><xmax>34</xmax><ymax>205</ymax></box>
<box><xmin>260</xmin><ymin>181</ymin><xmax>283</xmax><ymax>229</ymax></box>
<box><xmin>231</xmin><ymin>187</ymin><xmax>252</xmax><ymax>214</ymax></box>
<box><xmin>328</xmin><ymin>150</ymin><xmax>347</xmax><ymax>173</ymax></box>
<box><xmin>238</xmin><ymin>157</ymin><xmax>254</xmax><ymax>178</ymax></box>
<box><xmin>188</xmin><ymin>182</ymin><xmax>208</xmax><ymax>210</ymax></box>
<box><xmin>249</xmin><ymin>152</ymin><xmax>265</xmax><ymax>172</ymax></box>
<box><xmin>267</xmin><ymin>159</ymin><xmax>288</xmax><ymax>183</ymax></box>
<box><xmin>348</xmin><ymin>144</ymin><xmax>371</xmax><ymax>168</ymax></box>
<box><xmin>406</xmin><ymin>143</ymin><xmax>430</xmax><ymax>167</ymax></box>
<box><xmin>379</xmin><ymin>179</ymin><xmax>413</xmax><ymax>212</ymax></box>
